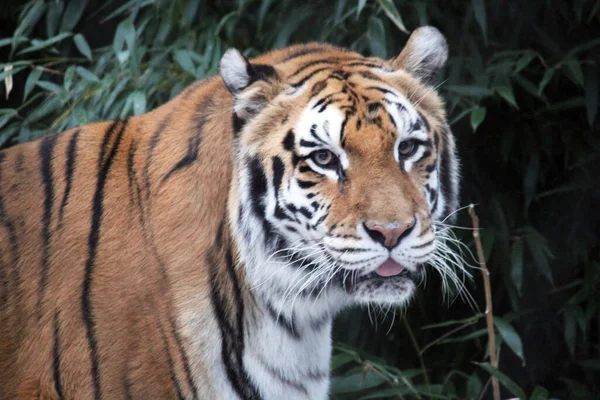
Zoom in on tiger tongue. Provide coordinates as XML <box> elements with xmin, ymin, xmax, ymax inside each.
<box><xmin>375</xmin><ymin>259</ymin><xmax>405</xmax><ymax>277</ymax></box>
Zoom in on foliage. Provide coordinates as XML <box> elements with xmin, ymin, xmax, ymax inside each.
<box><xmin>1</xmin><ymin>0</ymin><xmax>599</xmax><ymax>398</ymax></box>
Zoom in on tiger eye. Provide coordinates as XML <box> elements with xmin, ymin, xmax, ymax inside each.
<box><xmin>312</xmin><ymin>150</ymin><xmax>335</xmax><ymax>166</ymax></box>
<box><xmin>398</xmin><ymin>140</ymin><xmax>417</xmax><ymax>157</ymax></box>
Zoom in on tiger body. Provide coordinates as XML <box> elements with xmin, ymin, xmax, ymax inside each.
<box><xmin>0</xmin><ymin>27</ymin><xmax>458</xmax><ymax>399</ymax></box>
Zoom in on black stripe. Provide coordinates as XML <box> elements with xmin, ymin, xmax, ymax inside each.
<box><xmin>439</xmin><ymin>128</ymin><xmax>453</xmax><ymax>217</ymax></box>
<box><xmin>264</xmin><ymin>300</ymin><xmax>300</xmax><ymax>340</ymax></box>
<box><xmin>417</xmin><ymin>112</ymin><xmax>431</xmax><ymax>132</ymax></box>
<box><xmin>162</xmin><ymin>135</ymin><xmax>201</xmax><ymax>184</ymax></box>
<box><xmin>58</xmin><ymin>130</ymin><xmax>80</xmax><ymax>227</ymax></box>
<box><xmin>248</xmin><ymin>157</ymin><xmax>276</xmax><ymax>245</ymax></box>
<box><xmin>158</xmin><ymin>321</ymin><xmax>185</xmax><ymax>400</ymax></box>
<box><xmin>291</xmin><ymin>67</ymin><xmax>330</xmax><ymax>88</ymax></box>
<box><xmin>82</xmin><ymin>119</ymin><xmax>128</xmax><ymax>400</ymax></box>
<box><xmin>168</xmin><ymin>315</ymin><xmax>199</xmax><ymax>400</ymax></box>
<box><xmin>98</xmin><ymin>121</ymin><xmax>119</xmax><ymax>168</ymax></box>
<box><xmin>280</xmin><ymin>46</ymin><xmax>328</xmax><ymax>62</ymax></box>
<box><xmin>126</xmin><ymin>139</ymin><xmax>138</xmax><ymax>210</ymax></box>
<box><xmin>14</xmin><ymin>151</ymin><xmax>24</xmax><ymax>173</ymax></box>
<box><xmin>162</xmin><ymin>100</ymin><xmax>211</xmax><ymax>185</ymax></box>
<box><xmin>411</xmin><ymin>239</ymin><xmax>434</xmax><ymax>249</ymax></box>
<box><xmin>272</xmin><ymin>156</ymin><xmax>285</xmax><ymax>195</ymax></box>
<box><xmin>208</xmin><ymin>245</ymin><xmax>263</xmax><ymax>400</ymax></box>
<box><xmin>288</xmin><ymin>59</ymin><xmax>340</xmax><ymax>79</ymax></box>
<box><xmin>297</xmin><ymin>179</ymin><xmax>317</xmax><ymax>189</ymax></box>
<box><xmin>123</xmin><ymin>368</ymin><xmax>134</xmax><ymax>400</ymax></box>
<box><xmin>38</xmin><ymin>133</ymin><xmax>59</xmax><ymax>319</ymax></box>
<box><xmin>53</xmin><ymin>311</ymin><xmax>65</xmax><ymax>399</ymax></box>
<box><xmin>144</xmin><ymin>113</ymin><xmax>173</xmax><ymax>199</ymax></box>
<box><xmin>256</xmin><ymin>355</ymin><xmax>308</xmax><ymax>395</ymax></box>
<box><xmin>299</xmin><ymin>139</ymin><xmax>318</xmax><ymax>148</ymax></box>
<box><xmin>0</xmin><ymin>153</ymin><xmax>21</xmax><ymax>297</ymax></box>
<box><xmin>282</xmin><ymin>130</ymin><xmax>295</xmax><ymax>151</ymax></box>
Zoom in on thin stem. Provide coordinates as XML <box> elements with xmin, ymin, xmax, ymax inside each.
<box><xmin>469</xmin><ymin>204</ymin><xmax>500</xmax><ymax>400</ymax></box>
<box><xmin>402</xmin><ymin>318</ymin><xmax>430</xmax><ymax>392</ymax></box>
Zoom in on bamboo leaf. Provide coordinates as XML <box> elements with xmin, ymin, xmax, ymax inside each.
<box><xmin>74</xmin><ymin>34</ymin><xmax>92</xmax><ymax>61</ymax></box>
<box><xmin>470</xmin><ymin>107</ymin><xmax>486</xmax><ymax>132</ymax></box>
<box><xmin>61</xmin><ymin>0</ymin><xmax>89</xmax><ymax>32</ymax></box>
<box><xmin>471</xmin><ymin>0</ymin><xmax>487</xmax><ymax>45</ymax></box>
<box><xmin>476</xmin><ymin>363</ymin><xmax>526</xmax><ymax>400</ymax></box>
<box><xmin>377</xmin><ymin>0</ymin><xmax>409</xmax><ymax>34</ymax></box>
<box><xmin>75</xmin><ymin>66</ymin><xmax>99</xmax><ymax>83</ymax></box>
<box><xmin>330</xmin><ymin>371</ymin><xmax>386</xmax><ymax>393</ymax></box>
<box><xmin>24</xmin><ymin>68</ymin><xmax>42</xmax><ymax>101</ymax></box>
<box><xmin>493</xmin><ymin>316</ymin><xmax>525</xmax><ymax>364</ymax></box>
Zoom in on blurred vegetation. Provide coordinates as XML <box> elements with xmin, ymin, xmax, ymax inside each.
<box><xmin>1</xmin><ymin>0</ymin><xmax>599</xmax><ymax>398</ymax></box>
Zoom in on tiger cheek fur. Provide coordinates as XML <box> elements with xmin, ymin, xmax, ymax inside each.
<box><xmin>0</xmin><ymin>27</ymin><xmax>458</xmax><ymax>399</ymax></box>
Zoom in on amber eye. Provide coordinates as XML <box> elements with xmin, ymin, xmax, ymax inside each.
<box><xmin>310</xmin><ymin>149</ymin><xmax>336</xmax><ymax>167</ymax></box>
<box><xmin>398</xmin><ymin>140</ymin><xmax>417</xmax><ymax>158</ymax></box>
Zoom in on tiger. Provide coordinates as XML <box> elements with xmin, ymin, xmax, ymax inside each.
<box><xmin>0</xmin><ymin>26</ymin><xmax>459</xmax><ymax>399</ymax></box>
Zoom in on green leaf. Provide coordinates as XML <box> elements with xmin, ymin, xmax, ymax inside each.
<box><xmin>495</xmin><ymin>85</ymin><xmax>518</xmax><ymax>108</ymax></box>
<box><xmin>538</xmin><ymin>67</ymin><xmax>555</xmax><ymax>95</ymax></box>
<box><xmin>75</xmin><ymin>66</ymin><xmax>99</xmax><ymax>83</ymax></box>
<box><xmin>174</xmin><ymin>50</ymin><xmax>196</xmax><ymax>75</ymax></box>
<box><xmin>13</xmin><ymin>0</ymin><xmax>47</xmax><ymax>47</ymax></box>
<box><xmin>357</xmin><ymin>0</ymin><xmax>368</xmax><ymax>17</ymax></box>
<box><xmin>511</xmin><ymin>238</ymin><xmax>524</xmax><ymax>294</ymax></box>
<box><xmin>440</xmin><ymin>328</ymin><xmax>487</xmax><ymax>344</ymax></box>
<box><xmin>493</xmin><ymin>316</ymin><xmax>525</xmax><ymax>364</ymax></box>
<box><xmin>130</xmin><ymin>91</ymin><xmax>146</xmax><ymax>115</ymax></box>
<box><xmin>524</xmin><ymin>226</ymin><xmax>554</xmax><ymax>284</ymax></box>
<box><xmin>367</xmin><ymin>16</ymin><xmax>387</xmax><ymax>58</ymax></box>
<box><xmin>476</xmin><ymin>362</ymin><xmax>526</xmax><ymax>400</ymax></box>
<box><xmin>563</xmin><ymin>59</ymin><xmax>584</xmax><ymax>87</ymax></box>
<box><xmin>73</xmin><ymin>34</ymin><xmax>92</xmax><ymax>61</ymax></box>
<box><xmin>46</xmin><ymin>0</ymin><xmax>65</xmax><ymax>37</ymax></box>
<box><xmin>60</xmin><ymin>0</ymin><xmax>89</xmax><ymax>32</ymax></box>
<box><xmin>377</xmin><ymin>0</ymin><xmax>409</xmax><ymax>34</ymax></box>
<box><xmin>563</xmin><ymin>307</ymin><xmax>577</xmax><ymax>357</ymax></box>
<box><xmin>514</xmin><ymin>51</ymin><xmax>537</xmax><ymax>73</ymax></box>
<box><xmin>470</xmin><ymin>107</ymin><xmax>486</xmax><ymax>132</ymax></box>
<box><xmin>471</xmin><ymin>0</ymin><xmax>487</xmax><ymax>45</ymax></box>
<box><xmin>466</xmin><ymin>373</ymin><xmax>483</xmax><ymax>400</ymax></box>
<box><xmin>583</xmin><ymin>63</ymin><xmax>598</xmax><ymax>127</ymax></box>
<box><xmin>529</xmin><ymin>386</ymin><xmax>549</xmax><ymax>400</ymax></box>
<box><xmin>330</xmin><ymin>371</ymin><xmax>386</xmax><ymax>394</ymax></box>
<box><xmin>421</xmin><ymin>314</ymin><xmax>484</xmax><ymax>329</ymax></box>
<box><xmin>0</xmin><ymin>109</ymin><xmax>17</xmax><ymax>130</ymax></box>
<box><xmin>330</xmin><ymin>353</ymin><xmax>356</xmax><ymax>370</ymax></box>
<box><xmin>17</xmin><ymin>32</ymin><xmax>73</xmax><ymax>55</ymax></box>
<box><xmin>35</xmin><ymin>80</ymin><xmax>64</xmax><ymax>94</ymax></box>
<box><xmin>24</xmin><ymin>68</ymin><xmax>42</xmax><ymax>101</ymax></box>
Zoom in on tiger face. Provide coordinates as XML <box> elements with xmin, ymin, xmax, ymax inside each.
<box><xmin>223</xmin><ymin>27</ymin><xmax>459</xmax><ymax>311</ymax></box>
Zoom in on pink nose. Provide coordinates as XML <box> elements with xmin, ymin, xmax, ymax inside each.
<box><xmin>364</xmin><ymin>221</ymin><xmax>415</xmax><ymax>249</ymax></box>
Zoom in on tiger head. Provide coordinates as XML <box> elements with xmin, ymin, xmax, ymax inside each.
<box><xmin>221</xmin><ymin>27</ymin><xmax>459</xmax><ymax>311</ymax></box>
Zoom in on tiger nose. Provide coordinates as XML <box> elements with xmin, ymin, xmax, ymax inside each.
<box><xmin>364</xmin><ymin>221</ymin><xmax>415</xmax><ymax>249</ymax></box>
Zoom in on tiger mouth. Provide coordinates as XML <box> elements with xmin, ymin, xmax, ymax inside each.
<box><xmin>338</xmin><ymin>260</ymin><xmax>415</xmax><ymax>294</ymax></box>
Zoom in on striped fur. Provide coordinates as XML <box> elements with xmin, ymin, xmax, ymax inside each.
<box><xmin>0</xmin><ymin>27</ymin><xmax>458</xmax><ymax>399</ymax></box>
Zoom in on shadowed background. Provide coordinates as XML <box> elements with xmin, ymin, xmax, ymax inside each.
<box><xmin>1</xmin><ymin>0</ymin><xmax>599</xmax><ymax>398</ymax></box>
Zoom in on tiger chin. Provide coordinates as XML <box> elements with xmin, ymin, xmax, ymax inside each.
<box><xmin>0</xmin><ymin>26</ymin><xmax>458</xmax><ymax>400</ymax></box>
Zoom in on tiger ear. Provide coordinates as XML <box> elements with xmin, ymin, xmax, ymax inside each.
<box><xmin>219</xmin><ymin>49</ymin><xmax>277</xmax><ymax>95</ymax></box>
<box><xmin>391</xmin><ymin>26</ymin><xmax>448</xmax><ymax>85</ymax></box>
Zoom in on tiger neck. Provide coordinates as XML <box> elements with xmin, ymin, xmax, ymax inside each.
<box><xmin>241</xmin><ymin>262</ymin><xmax>346</xmax><ymax>400</ymax></box>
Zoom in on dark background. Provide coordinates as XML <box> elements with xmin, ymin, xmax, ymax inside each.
<box><xmin>1</xmin><ymin>0</ymin><xmax>599</xmax><ymax>398</ymax></box>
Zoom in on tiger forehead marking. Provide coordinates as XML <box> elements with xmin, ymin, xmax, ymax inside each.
<box><xmin>1</xmin><ymin>27</ymin><xmax>460</xmax><ymax>400</ymax></box>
